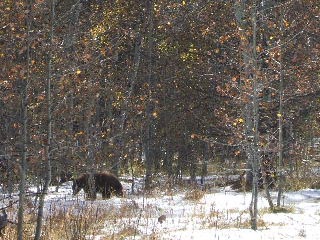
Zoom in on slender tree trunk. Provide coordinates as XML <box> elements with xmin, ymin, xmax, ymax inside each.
<box><xmin>34</xmin><ymin>0</ymin><xmax>54</xmax><ymax>238</ymax></box>
<box><xmin>17</xmin><ymin>73</ymin><xmax>28</xmax><ymax>240</ymax></box>
<box><xmin>201</xmin><ymin>142</ymin><xmax>209</xmax><ymax>186</ymax></box>
<box><xmin>17</xmin><ymin>91</ymin><xmax>28</xmax><ymax>240</ymax></box>
<box><xmin>165</xmin><ymin>140</ymin><xmax>174</xmax><ymax>179</ymax></box>
<box><xmin>144</xmin><ymin>0</ymin><xmax>155</xmax><ymax>190</ymax></box>
<box><xmin>249</xmin><ymin>79</ymin><xmax>260</xmax><ymax>230</ymax></box>
<box><xmin>86</xmin><ymin>119</ymin><xmax>96</xmax><ymax>200</ymax></box>
<box><xmin>6</xmin><ymin>150</ymin><xmax>14</xmax><ymax>196</ymax></box>
<box><xmin>277</xmin><ymin>8</ymin><xmax>285</xmax><ymax>207</ymax></box>
<box><xmin>163</xmin><ymin>73</ymin><xmax>174</xmax><ymax>181</ymax></box>
<box><xmin>188</xmin><ymin>144</ymin><xmax>196</xmax><ymax>183</ymax></box>
<box><xmin>236</xmin><ymin>0</ymin><xmax>261</xmax><ymax>230</ymax></box>
<box><xmin>17</xmin><ymin>1</ymin><xmax>31</xmax><ymax>238</ymax></box>
<box><xmin>249</xmin><ymin>1</ymin><xmax>260</xmax><ymax>230</ymax></box>
<box><xmin>84</xmin><ymin>83</ymin><xmax>96</xmax><ymax>199</ymax></box>
<box><xmin>261</xmin><ymin>153</ymin><xmax>274</xmax><ymax>209</ymax></box>
<box><xmin>258</xmin><ymin>0</ymin><xmax>274</xmax><ymax>210</ymax></box>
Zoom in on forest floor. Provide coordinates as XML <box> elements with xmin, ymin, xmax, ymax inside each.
<box><xmin>2</xmin><ymin>178</ymin><xmax>320</xmax><ymax>239</ymax></box>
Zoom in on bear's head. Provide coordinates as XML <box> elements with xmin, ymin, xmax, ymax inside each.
<box><xmin>113</xmin><ymin>186</ymin><xmax>124</xmax><ymax>197</ymax></box>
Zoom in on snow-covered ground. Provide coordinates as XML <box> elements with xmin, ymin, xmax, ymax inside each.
<box><xmin>34</xmin><ymin>180</ymin><xmax>320</xmax><ymax>240</ymax></box>
<box><xmin>3</xmin><ymin>180</ymin><xmax>320</xmax><ymax>239</ymax></box>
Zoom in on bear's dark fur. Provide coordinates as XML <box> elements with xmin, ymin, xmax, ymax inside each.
<box><xmin>72</xmin><ymin>172</ymin><xmax>123</xmax><ymax>199</ymax></box>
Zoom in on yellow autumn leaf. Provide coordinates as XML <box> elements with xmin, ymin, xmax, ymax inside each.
<box><xmin>238</xmin><ymin>118</ymin><xmax>244</xmax><ymax>123</ymax></box>
<box><xmin>75</xmin><ymin>131</ymin><xmax>84</xmax><ymax>137</ymax></box>
<box><xmin>284</xmin><ymin>20</ymin><xmax>290</xmax><ymax>27</ymax></box>
<box><xmin>152</xmin><ymin>112</ymin><xmax>158</xmax><ymax>118</ymax></box>
<box><xmin>277</xmin><ymin>113</ymin><xmax>282</xmax><ymax>117</ymax></box>
<box><xmin>76</xmin><ymin>69</ymin><xmax>81</xmax><ymax>75</ymax></box>
<box><xmin>182</xmin><ymin>0</ymin><xmax>186</xmax><ymax>5</ymax></box>
<box><xmin>256</xmin><ymin>45</ymin><xmax>262</xmax><ymax>52</ymax></box>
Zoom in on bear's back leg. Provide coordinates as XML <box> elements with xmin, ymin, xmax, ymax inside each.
<box><xmin>84</xmin><ymin>186</ymin><xmax>97</xmax><ymax>200</ymax></box>
<box><xmin>101</xmin><ymin>188</ymin><xmax>111</xmax><ymax>199</ymax></box>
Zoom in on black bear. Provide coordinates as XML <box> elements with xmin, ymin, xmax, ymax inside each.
<box><xmin>72</xmin><ymin>172</ymin><xmax>123</xmax><ymax>200</ymax></box>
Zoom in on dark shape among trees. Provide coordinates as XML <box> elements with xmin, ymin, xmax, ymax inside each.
<box><xmin>72</xmin><ymin>172</ymin><xmax>123</xmax><ymax>200</ymax></box>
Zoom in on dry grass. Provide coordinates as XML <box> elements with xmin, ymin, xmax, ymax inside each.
<box><xmin>195</xmin><ymin>206</ymin><xmax>269</xmax><ymax>230</ymax></box>
<box><xmin>259</xmin><ymin>205</ymin><xmax>296</xmax><ymax>215</ymax></box>
<box><xmin>0</xmin><ymin>202</ymin><xmax>37</xmax><ymax>240</ymax></box>
<box><xmin>99</xmin><ymin>226</ymin><xmax>140</xmax><ymax>240</ymax></box>
<box><xmin>270</xmin><ymin>206</ymin><xmax>296</xmax><ymax>214</ymax></box>
<box><xmin>0</xmin><ymin>200</ymin><xmax>141</xmax><ymax>240</ymax></box>
<box><xmin>4</xmin><ymin>178</ymin><xmax>310</xmax><ymax>239</ymax></box>
<box><xmin>285</xmin><ymin>161</ymin><xmax>320</xmax><ymax>191</ymax></box>
<box><xmin>286</xmin><ymin>176</ymin><xmax>314</xmax><ymax>191</ymax></box>
<box><xmin>1</xmin><ymin>196</ymin><xmax>279</xmax><ymax>240</ymax></box>
<box><xmin>236</xmin><ymin>218</ymin><xmax>268</xmax><ymax>229</ymax></box>
<box><xmin>37</xmin><ymin>203</ymin><xmax>111</xmax><ymax>240</ymax></box>
<box><xmin>184</xmin><ymin>188</ymin><xmax>205</xmax><ymax>201</ymax></box>
<box><xmin>310</xmin><ymin>180</ymin><xmax>320</xmax><ymax>189</ymax></box>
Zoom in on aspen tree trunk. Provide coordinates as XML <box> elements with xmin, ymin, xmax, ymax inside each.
<box><xmin>144</xmin><ymin>0</ymin><xmax>155</xmax><ymax>190</ymax></box>
<box><xmin>259</xmin><ymin>0</ymin><xmax>274</xmax><ymax>211</ymax></box>
<box><xmin>261</xmin><ymin>154</ymin><xmax>274</xmax><ymax>209</ymax></box>
<box><xmin>235</xmin><ymin>0</ymin><xmax>261</xmax><ymax>230</ymax></box>
<box><xmin>86</xmin><ymin>96</ymin><xmax>98</xmax><ymax>199</ymax></box>
<box><xmin>201</xmin><ymin>142</ymin><xmax>209</xmax><ymax>185</ymax></box>
<box><xmin>34</xmin><ymin>0</ymin><xmax>54</xmax><ymax>239</ymax></box>
<box><xmin>163</xmin><ymin>70</ymin><xmax>174</xmax><ymax>180</ymax></box>
<box><xmin>87</xmin><ymin>136</ymin><xmax>96</xmax><ymax>200</ymax></box>
<box><xmin>17</xmin><ymin>76</ymin><xmax>28</xmax><ymax>240</ymax></box>
<box><xmin>277</xmin><ymin>72</ymin><xmax>285</xmax><ymax>207</ymax></box>
<box><xmin>277</xmin><ymin>8</ymin><xmax>285</xmax><ymax>207</ymax></box>
<box><xmin>249</xmin><ymin>1</ymin><xmax>260</xmax><ymax>230</ymax></box>
<box><xmin>17</xmin><ymin>1</ymin><xmax>31</xmax><ymax>238</ymax></box>
<box><xmin>249</xmin><ymin>64</ymin><xmax>260</xmax><ymax>230</ymax></box>
<box><xmin>85</xmin><ymin>84</ymin><xmax>96</xmax><ymax>200</ymax></box>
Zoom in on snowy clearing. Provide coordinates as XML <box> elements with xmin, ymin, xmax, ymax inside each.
<box><xmin>20</xmin><ymin>181</ymin><xmax>319</xmax><ymax>240</ymax></box>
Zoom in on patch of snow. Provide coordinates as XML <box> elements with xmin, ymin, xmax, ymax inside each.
<box><xmin>2</xmin><ymin>180</ymin><xmax>320</xmax><ymax>240</ymax></box>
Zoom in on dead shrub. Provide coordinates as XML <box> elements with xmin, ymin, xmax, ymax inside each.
<box><xmin>184</xmin><ymin>189</ymin><xmax>205</xmax><ymax>201</ymax></box>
